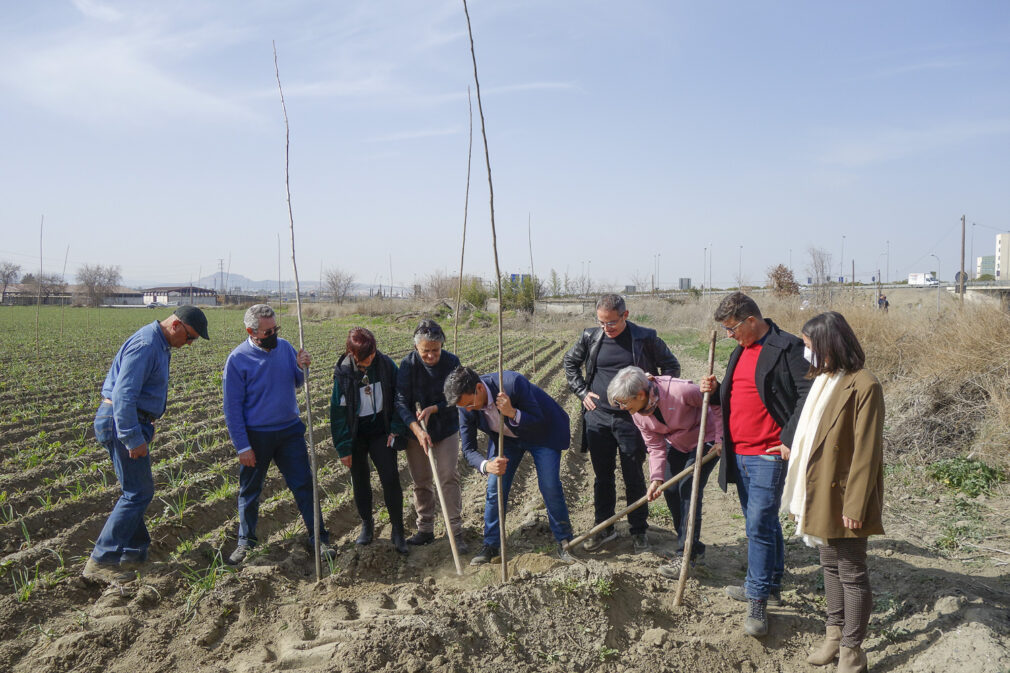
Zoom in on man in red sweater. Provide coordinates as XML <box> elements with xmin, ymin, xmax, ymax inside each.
<box><xmin>700</xmin><ymin>292</ymin><xmax>812</xmax><ymax>638</ymax></box>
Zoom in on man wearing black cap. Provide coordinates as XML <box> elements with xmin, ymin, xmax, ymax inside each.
<box><xmin>83</xmin><ymin>306</ymin><xmax>209</xmax><ymax>584</ymax></box>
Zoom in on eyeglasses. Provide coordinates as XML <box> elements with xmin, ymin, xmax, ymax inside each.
<box><xmin>182</xmin><ymin>324</ymin><xmax>199</xmax><ymax>342</ymax></box>
<box><xmin>723</xmin><ymin>317</ymin><xmax>750</xmax><ymax>335</ymax></box>
<box><xmin>260</xmin><ymin>326</ymin><xmax>281</xmax><ymax>338</ymax></box>
<box><xmin>597</xmin><ymin>317</ymin><xmax>624</xmax><ymax>328</ymax></box>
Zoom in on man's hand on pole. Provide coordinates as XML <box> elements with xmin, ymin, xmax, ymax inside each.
<box><xmin>646</xmin><ymin>479</ymin><xmax>663</xmax><ymax>502</ymax></box>
<box><xmin>296</xmin><ymin>349</ymin><xmax>312</xmax><ymax>369</ymax></box>
<box><xmin>486</xmin><ymin>456</ymin><xmax>508</xmax><ymax>476</ymax></box>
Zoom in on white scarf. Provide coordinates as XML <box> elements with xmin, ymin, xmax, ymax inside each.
<box><xmin>781</xmin><ymin>372</ymin><xmax>844</xmax><ymax>548</ymax></box>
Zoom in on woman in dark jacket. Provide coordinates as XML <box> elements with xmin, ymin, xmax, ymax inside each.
<box><xmin>781</xmin><ymin>312</ymin><xmax>884</xmax><ymax>673</ymax></box>
<box><xmin>330</xmin><ymin>327</ymin><xmax>408</xmax><ymax>553</ymax></box>
<box><xmin>394</xmin><ymin>320</ymin><xmax>467</xmax><ymax>552</ymax></box>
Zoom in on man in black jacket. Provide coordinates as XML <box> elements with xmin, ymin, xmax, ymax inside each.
<box><xmin>563</xmin><ymin>294</ymin><xmax>680</xmax><ymax>553</ymax></box>
<box><xmin>700</xmin><ymin>292</ymin><xmax>812</xmax><ymax>638</ymax></box>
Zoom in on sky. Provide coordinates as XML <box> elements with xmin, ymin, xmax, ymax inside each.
<box><xmin>1</xmin><ymin>0</ymin><xmax>1008</xmax><ymax>290</ymax></box>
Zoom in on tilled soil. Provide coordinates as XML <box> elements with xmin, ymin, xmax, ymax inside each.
<box><xmin>2</xmin><ymin>350</ymin><xmax>1009</xmax><ymax>672</ymax></box>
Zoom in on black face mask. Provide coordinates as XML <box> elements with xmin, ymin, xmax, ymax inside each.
<box><xmin>257</xmin><ymin>332</ymin><xmax>279</xmax><ymax>351</ymax></box>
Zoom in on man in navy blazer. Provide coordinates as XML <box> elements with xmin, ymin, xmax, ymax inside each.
<box><xmin>444</xmin><ymin>366</ymin><xmax>575</xmax><ymax>565</ymax></box>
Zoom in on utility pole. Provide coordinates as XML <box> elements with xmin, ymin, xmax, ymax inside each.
<box><xmin>930</xmin><ymin>253</ymin><xmax>941</xmax><ymax>314</ymax></box>
<box><xmin>960</xmin><ymin>214</ymin><xmax>966</xmax><ymax>305</ymax></box>
<box><xmin>217</xmin><ymin>258</ymin><xmax>224</xmax><ymax>294</ymax></box>
<box><xmin>851</xmin><ymin>259</ymin><xmax>855</xmax><ymax>293</ymax></box>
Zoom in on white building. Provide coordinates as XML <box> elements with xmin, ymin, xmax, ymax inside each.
<box><xmin>997</xmin><ymin>234</ymin><xmax>1010</xmax><ymax>280</ymax></box>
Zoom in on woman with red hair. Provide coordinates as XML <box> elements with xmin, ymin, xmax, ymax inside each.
<box><xmin>330</xmin><ymin>327</ymin><xmax>408</xmax><ymax>553</ymax></box>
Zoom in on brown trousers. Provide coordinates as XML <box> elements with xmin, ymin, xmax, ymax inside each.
<box><xmin>405</xmin><ymin>433</ymin><xmax>463</xmax><ymax>536</ymax></box>
<box><xmin>820</xmin><ymin>537</ymin><xmax>872</xmax><ymax>648</ymax></box>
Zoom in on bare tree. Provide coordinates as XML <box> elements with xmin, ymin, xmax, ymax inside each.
<box><xmin>76</xmin><ymin>264</ymin><xmax>122</xmax><ymax>307</ymax></box>
<box><xmin>629</xmin><ymin>270</ymin><xmax>651</xmax><ymax>293</ymax></box>
<box><xmin>766</xmin><ymin>264</ymin><xmax>800</xmax><ymax>297</ymax></box>
<box><xmin>324</xmin><ymin>268</ymin><xmax>355</xmax><ymax>304</ymax></box>
<box><xmin>1</xmin><ymin>261</ymin><xmax>21</xmax><ymax>302</ymax></box>
<box><xmin>421</xmin><ymin>270</ymin><xmax>458</xmax><ymax>299</ymax></box>
<box><xmin>806</xmin><ymin>247</ymin><xmax>833</xmax><ymax>305</ymax></box>
<box><xmin>21</xmin><ymin>272</ymin><xmax>67</xmax><ymax>300</ymax></box>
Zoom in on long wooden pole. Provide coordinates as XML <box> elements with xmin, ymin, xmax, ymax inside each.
<box><xmin>274</xmin><ymin>41</ymin><xmax>322</xmax><ymax>582</ymax></box>
<box><xmin>528</xmin><ymin>213</ymin><xmax>536</xmax><ymax>375</ymax></box>
<box><xmin>36</xmin><ymin>215</ymin><xmax>43</xmax><ymax>360</ymax></box>
<box><xmin>463</xmin><ymin>0</ymin><xmax>506</xmax><ymax>582</ymax></box>
<box><xmin>417</xmin><ymin>404</ymin><xmax>463</xmax><ymax>575</ymax></box>
<box><xmin>453</xmin><ymin>86</ymin><xmax>473</xmax><ymax>354</ymax></box>
<box><xmin>60</xmin><ymin>245</ymin><xmax>69</xmax><ymax>338</ymax></box>
<box><xmin>673</xmin><ymin>330</ymin><xmax>717</xmax><ymax>606</ymax></box>
<box><xmin>566</xmin><ymin>449</ymin><xmax>719</xmax><ymax>551</ymax></box>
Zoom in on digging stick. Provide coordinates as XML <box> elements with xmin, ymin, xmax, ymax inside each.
<box><xmin>274</xmin><ymin>41</ymin><xmax>322</xmax><ymax>582</ymax></box>
<box><xmin>453</xmin><ymin>86</ymin><xmax>472</xmax><ymax>354</ymax></box>
<box><xmin>673</xmin><ymin>330</ymin><xmax>718</xmax><ymax>606</ymax></box>
<box><xmin>462</xmin><ymin>0</ymin><xmax>507</xmax><ymax>582</ymax></box>
<box><xmin>566</xmin><ymin>449</ymin><xmax>719</xmax><ymax>551</ymax></box>
<box><xmin>417</xmin><ymin>403</ymin><xmax>463</xmax><ymax>575</ymax></box>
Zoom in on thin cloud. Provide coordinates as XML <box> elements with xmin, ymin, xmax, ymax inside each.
<box><xmin>819</xmin><ymin>119</ymin><xmax>1010</xmax><ymax>166</ymax></box>
<box><xmin>70</xmin><ymin>0</ymin><xmax>124</xmax><ymax>22</ymax></box>
<box><xmin>363</xmin><ymin>127</ymin><xmax>460</xmax><ymax>143</ymax></box>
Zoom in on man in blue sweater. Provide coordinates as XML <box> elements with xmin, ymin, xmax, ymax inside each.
<box><xmin>223</xmin><ymin>304</ymin><xmax>334</xmax><ymax>565</ymax></box>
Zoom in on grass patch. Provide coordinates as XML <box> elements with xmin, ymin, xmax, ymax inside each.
<box><xmin>927</xmin><ymin>457</ymin><xmax>1005</xmax><ymax>497</ymax></box>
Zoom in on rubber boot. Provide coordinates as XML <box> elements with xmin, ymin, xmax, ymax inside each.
<box><xmin>807</xmin><ymin>625</ymin><xmax>842</xmax><ymax>665</ymax></box>
<box><xmin>390</xmin><ymin>523</ymin><xmax>409</xmax><ymax>555</ymax></box>
<box><xmin>837</xmin><ymin>645</ymin><xmax>867</xmax><ymax>673</ymax></box>
<box><xmin>356</xmin><ymin>519</ymin><xmax>374</xmax><ymax>546</ymax></box>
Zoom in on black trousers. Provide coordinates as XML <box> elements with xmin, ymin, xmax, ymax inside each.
<box><xmin>349</xmin><ymin>433</ymin><xmax>403</xmax><ymax>529</ymax></box>
<box><xmin>662</xmin><ymin>442</ymin><xmax>716</xmax><ymax>557</ymax></box>
<box><xmin>586</xmin><ymin>409</ymin><xmax>648</xmax><ymax>535</ymax></box>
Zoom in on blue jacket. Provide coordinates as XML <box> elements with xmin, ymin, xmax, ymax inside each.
<box><xmin>459</xmin><ymin>371</ymin><xmax>570</xmax><ymax>472</ymax></box>
<box><xmin>100</xmin><ymin>321</ymin><xmax>172</xmax><ymax>450</ymax></box>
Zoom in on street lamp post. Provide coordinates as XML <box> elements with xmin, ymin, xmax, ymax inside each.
<box><xmin>738</xmin><ymin>245</ymin><xmax>743</xmax><ymax>287</ymax></box>
<box><xmin>840</xmin><ymin>235</ymin><xmax>845</xmax><ymax>282</ymax></box>
<box><xmin>930</xmin><ymin>253</ymin><xmax>941</xmax><ymax>314</ymax></box>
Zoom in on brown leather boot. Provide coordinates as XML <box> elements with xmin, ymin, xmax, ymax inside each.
<box><xmin>806</xmin><ymin>625</ymin><xmax>842</xmax><ymax>665</ymax></box>
<box><xmin>837</xmin><ymin>645</ymin><xmax>867</xmax><ymax>673</ymax></box>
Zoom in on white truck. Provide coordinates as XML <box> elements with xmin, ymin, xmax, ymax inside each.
<box><xmin>908</xmin><ymin>272</ymin><xmax>939</xmax><ymax>287</ymax></box>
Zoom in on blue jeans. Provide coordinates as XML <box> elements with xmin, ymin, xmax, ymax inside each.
<box><xmin>663</xmin><ymin>442</ymin><xmax>717</xmax><ymax>558</ymax></box>
<box><xmin>91</xmin><ymin>403</ymin><xmax>155</xmax><ymax>564</ymax></box>
<box><xmin>238</xmin><ymin>421</ymin><xmax>329</xmax><ymax>546</ymax></box>
<box><xmin>735</xmin><ymin>453</ymin><xmax>787</xmax><ymax>600</ymax></box>
<box><xmin>483</xmin><ymin>442</ymin><xmax>572</xmax><ymax>547</ymax></box>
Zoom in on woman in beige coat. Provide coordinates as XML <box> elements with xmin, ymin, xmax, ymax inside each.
<box><xmin>781</xmin><ymin>311</ymin><xmax>883</xmax><ymax>673</ymax></box>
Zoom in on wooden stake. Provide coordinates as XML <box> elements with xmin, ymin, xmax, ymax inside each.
<box><xmin>462</xmin><ymin>0</ymin><xmax>507</xmax><ymax>582</ymax></box>
<box><xmin>528</xmin><ymin>213</ymin><xmax>536</xmax><ymax>374</ymax></box>
<box><xmin>453</xmin><ymin>86</ymin><xmax>473</xmax><ymax>354</ymax></box>
<box><xmin>673</xmin><ymin>330</ymin><xmax>717</xmax><ymax>606</ymax></box>
<box><xmin>566</xmin><ymin>449</ymin><xmax>719</xmax><ymax>551</ymax></box>
<box><xmin>274</xmin><ymin>41</ymin><xmax>322</xmax><ymax>582</ymax></box>
<box><xmin>417</xmin><ymin>404</ymin><xmax>463</xmax><ymax>575</ymax></box>
<box><xmin>60</xmin><ymin>245</ymin><xmax>69</xmax><ymax>338</ymax></box>
<box><xmin>36</xmin><ymin>215</ymin><xmax>43</xmax><ymax>360</ymax></box>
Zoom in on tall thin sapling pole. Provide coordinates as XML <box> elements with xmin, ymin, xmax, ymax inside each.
<box><xmin>463</xmin><ymin>0</ymin><xmax>507</xmax><ymax>581</ymax></box>
<box><xmin>673</xmin><ymin>331</ymin><xmax>717</xmax><ymax>606</ymax></box>
<box><xmin>453</xmin><ymin>86</ymin><xmax>473</xmax><ymax>354</ymax></box>
<box><xmin>274</xmin><ymin>41</ymin><xmax>323</xmax><ymax>582</ymax></box>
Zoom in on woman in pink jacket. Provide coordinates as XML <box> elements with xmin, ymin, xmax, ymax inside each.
<box><xmin>608</xmin><ymin>366</ymin><xmax>722</xmax><ymax>578</ymax></box>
